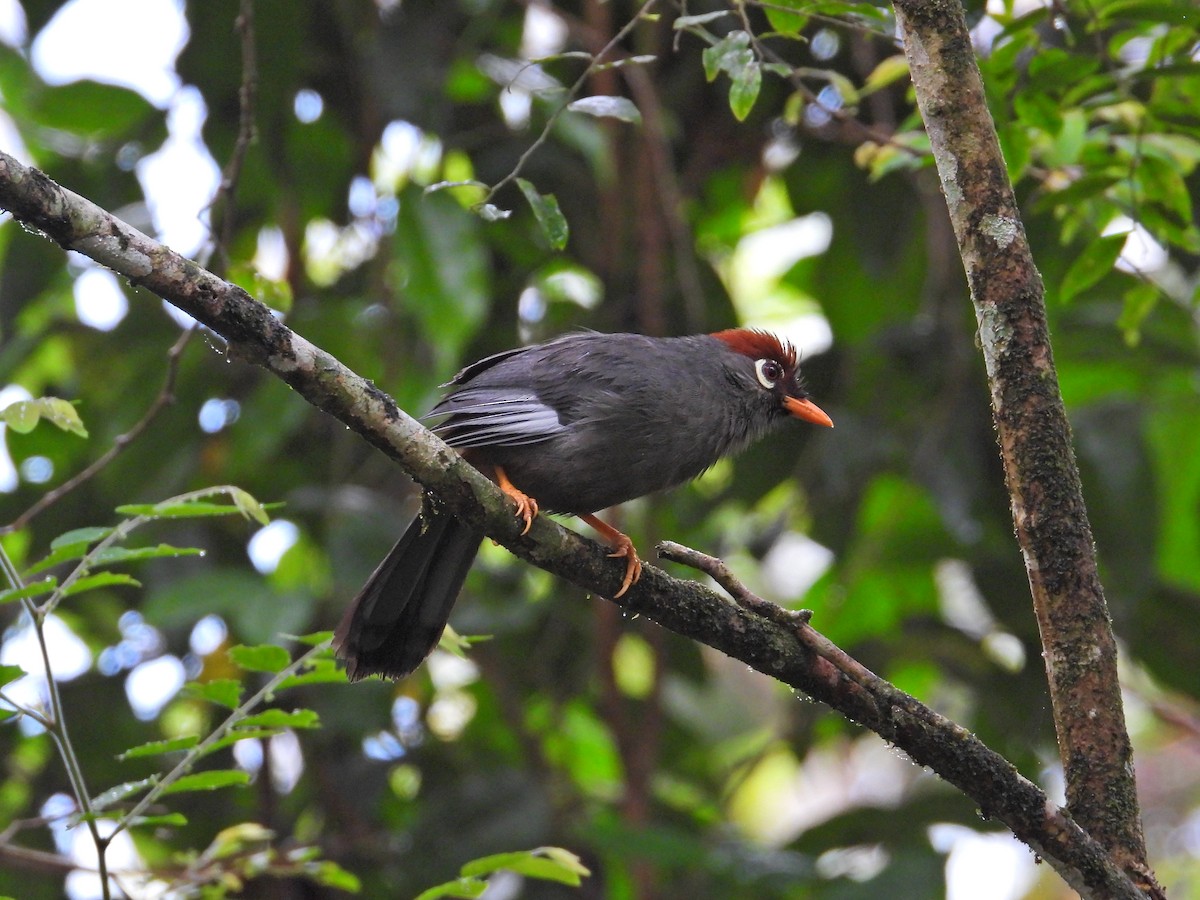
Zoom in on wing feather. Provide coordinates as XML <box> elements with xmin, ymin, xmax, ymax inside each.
<box><xmin>428</xmin><ymin>389</ymin><xmax>564</xmax><ymax>448</ymax></box>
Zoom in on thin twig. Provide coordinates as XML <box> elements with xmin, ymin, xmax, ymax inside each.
<box><xmin>3</xmin><ymin>328</ymin><xmax>194</xmax><ymax>537</ymax></box>
<box><xmin>657</xmin><ymin>541</ymin><xmax>894</xmax><ymax>688</ymax></box>
<box><xmin>207</xmin><ymin>0</ymin><xmax>258</xmax><ymax>270</ymax></box>
<box><xmin>486</xmin><ymin>0</ymin><xmax>661</xmax><ymax>204</ymax></box>
<box><xmin>619</xmin><ymin>65</ymin><xmax>709</xmax><ymax>327</ymax></box>
<box><xmin>523</xmin><ymin>0</ymin><xmax>708</xmax><ymax>324</ymax></box>
<box><xmin>657</xmin><ymin>540</ymin><xmax>809</xmax><ymax>625</ymax></box>
<box><xmin>110</xmin><ymin>640</ymin><xmax>331</xmax><ymax>842</ymax></box>
<box><xmin>0</xmin><ymin>541</ymin><xmax>111</xmax><ymax>896</ymax></box>
<box><xmin>725</xmin><ymin>2</ymin><xmax>923</xmax><ymax>158</ymax></box>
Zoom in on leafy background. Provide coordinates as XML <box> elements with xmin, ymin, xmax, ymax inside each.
<box><xmin>1</xmin><ymin>0</ymin><xmax>1198</xmax><ymax>897</ymax></box>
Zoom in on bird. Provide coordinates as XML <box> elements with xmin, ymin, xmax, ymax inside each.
<box><xmin>334</xmin><ymin>329</ymin><xmax>833</xmax><ymax>680</ymax></box>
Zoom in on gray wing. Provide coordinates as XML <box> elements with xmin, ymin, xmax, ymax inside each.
<box><xmin>427</xmin><ymin>388</ymin><xmax>566</xmax><ymax>449</ymax></box>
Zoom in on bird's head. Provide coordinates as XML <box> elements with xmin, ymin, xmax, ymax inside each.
<box><xmin>711</xmin><ymin>329</ymin><xmax>834</xmax><ymax>428</ymax></box>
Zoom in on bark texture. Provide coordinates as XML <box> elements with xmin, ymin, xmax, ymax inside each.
<box><xmin>890</xmin><ymin>1</ymin><xmax>1158</xmax><ymax>894</ymax></box>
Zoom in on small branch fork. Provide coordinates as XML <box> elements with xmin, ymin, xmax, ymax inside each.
<box><xmin>657</xmin><ymin>541</ymin><xmax>877</xmax><ymax>686</ymax></box>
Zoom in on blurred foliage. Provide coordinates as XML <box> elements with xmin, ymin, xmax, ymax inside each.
<box><xmin>1</xmin><ymin>0</ymin><xmax>1198</xmax><ymax>897</ymax></box>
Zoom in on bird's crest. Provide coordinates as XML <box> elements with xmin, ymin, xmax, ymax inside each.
<box><xmin>711</xmin><ymin>329</ymin><xmax>798</xmax><ymax>369</ymax></box>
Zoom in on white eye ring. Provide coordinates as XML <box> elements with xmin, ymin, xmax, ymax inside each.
<box><xmin>755</xmin><ymin>358</ymin><xmax>783</xmax><ymax>389</ymax></box>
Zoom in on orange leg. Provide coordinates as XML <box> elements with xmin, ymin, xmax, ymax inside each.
<box><xmin>580</xmin><ymin>514</ymin><xmax>641</xmax><ymax>598</ymax></box>
<box><xmin>495</xmin><ymin>466</ymin><xmax>538</xmax><ymax>535</ymax></box>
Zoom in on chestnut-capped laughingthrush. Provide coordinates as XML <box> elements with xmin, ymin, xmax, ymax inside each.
<box><xmin>334</xmin><ymin>329</ymin><xmax>833</xmax><ymax>680</ymax></box>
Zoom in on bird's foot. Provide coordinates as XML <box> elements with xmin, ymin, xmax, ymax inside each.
<box><xmin>580</xmin><ymin>514</ymin><xmax>641</xmax><ymax>598</ymax></box>
<box><xmin>495</xmin><ymin>466</ymin><xmax>538</xmax><ymax>535</ymax></box>
<box><xmin>606</xmin><ymin>536</ymin><xmax>642</xmax><ymax>598</ymax></box>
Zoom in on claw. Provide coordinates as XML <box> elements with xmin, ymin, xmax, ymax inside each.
<box><xmin>580</xmin><ymin>513</ymin><xmax>641</xmax><ymax>598</ymax></box>
<box><xmin>495</xmin><ymin>466</ymin><xmax>538</xmax><ymax>535</ymax></box>
<box><xmin>606</xmin><ymin>536</ymin><xmax>642</xmax><ymax>598</ymax></box>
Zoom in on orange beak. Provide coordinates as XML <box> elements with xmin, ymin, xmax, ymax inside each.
<box><xmin>784</xmin><ymin>396</ymin><xmax>834</xmax><ymax>428</ymax></box>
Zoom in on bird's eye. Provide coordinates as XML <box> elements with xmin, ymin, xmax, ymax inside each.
<box><xmin>755</xmin><ymin>358</ymin><xmax>783</xmax><ymax>389</ymax></box>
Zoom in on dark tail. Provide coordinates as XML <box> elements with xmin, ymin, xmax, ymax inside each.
<box><xmin>334</xmin><ymin>510</ymin><xmax>482</xmax><ymax>681</ymax></box>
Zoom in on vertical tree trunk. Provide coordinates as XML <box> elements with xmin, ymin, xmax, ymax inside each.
<box><xmin>890</xmin><ymin>0</ymin><xmax>1160</xmax><ymax>893</ymax></box>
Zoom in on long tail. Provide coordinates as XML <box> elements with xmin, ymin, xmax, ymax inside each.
<box><xmin>334</xmin><ymin>510</ymin><xmax>482</xmax><ymax>681</ymax></box>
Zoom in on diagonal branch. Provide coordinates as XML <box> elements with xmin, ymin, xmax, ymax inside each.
<box><xmin>890</xmin><ymin>0</ymin><xmax>1158</xmax><ymax>894</ymax></box>
<box><xmin>0</xmin><ymin>150</ymin><xmax>1145</xmax><ymax>898</ymax></box>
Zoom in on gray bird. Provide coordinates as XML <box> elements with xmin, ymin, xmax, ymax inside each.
<box><xmin>334</xmin><ymin>329</ymin><xmax>833</xmax><ymax>680</ymax></box>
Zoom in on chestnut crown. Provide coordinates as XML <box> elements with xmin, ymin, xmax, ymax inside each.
<box><xmin>711</xmin><ymin>329</ymin><xmax>833</xmax><ymax>428</ymax></box>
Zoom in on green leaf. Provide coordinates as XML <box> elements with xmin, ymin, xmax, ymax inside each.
<box><xmin>461</xmin><ymin>847</ymin><xmax>589</xmax><ymax>886</ymax></box>
<box><xmin>288</xmin><ymin>630</ymin><xmax>334</xmax><ymax>647</ymax></box>
<box><xmin>229</xmin><ymin>262</ymin><xmax>294</xmax><ymax>314</ymax></box>
<box><xmin>115</xmin><ymin>501</ymin><xmax>264</xmax><ymax>520</ymax></box>
<box><xmin>0</xmin><ymin>664</ymin><xmax>26</xmax><ymax>688</ymax></box>
<box><xmin>516</xmin><ymin>179</ymin><xmax>569</xmax><ymax>250</ymax></box>
<box><xmin>33</xmin><ymin>80</ymin><xmax>155</xmax><ymax>138</ymax></box>
<box><xmin>1</xmin><ymin>399</ymin><xmax>39</xmax><ymax>433</ymax></box>
<box><xmin>24</xmin><ymin>546</ymin><xmax>85</xmax><ymax>578</ymax></box>
<box><xmin>1012</xmin><ymin>88</ymin><xmax>1062</xmax><ymax>133</ymax></box>
<box><xmin>37</xmin><ymin>397</ymin><xmax>88</xmax><ymax>437</ymax></box>
<box><xmin>91</xmin><ymin>777</ymin><xmax>158</xmax><ymax>812</ymax></box>
<box><xmin>1117</xmin><ymin>281</ymin><xmax>1160</xmax><ymax>346</ymax></box>
<box><xmin>127</xmin><ymin>813</ymin><xmax>188</xmax><ymax>829</ymax></box>
<box><xmin>183</xmin><ymin>679</ymin><xmax>243</xmax><ymax>709</ymax></box>
<box><xmin>698</xmin><ymin>30</ymin><xmax>762</xmax><ymax>120</ymax></box>
<box><xmin>862</xmin><ymin>55</ymin><xmax>909</xmax><ymax>96</ymax></box>
<box><xmin>1150</xmin><ymin>407</ymin><xmax>1200</xmax><ymax>592</ymax></box>
<box><xmin>763</xmin><ymin>0</ymin><xmax>808</xmax><ymax>35</ymax></box>
<box><xmin>612</xmin><ymin>633</ymin><xmax>655</xmax><ymax>699</ymax></box>
<box><xmin>1046</xmin><ymin>108</ymin><xmax>1088</xmax><ymax>167</ymax></box>
<box><xmin>392</xmin><ymin>185</ymin><xmax>491</xmax><ymax>367</ymax></box>
<box><xmin>415</xmin><ymin>878</ymin><xmax>488</xmax><ymax>900</ymax></box>
<box><xmin>62</xmin><ymin>572</ymin><xmax>140</xmax><ymax>596</ymax></box>
<box><xmin>824</xmin><ymin>71</ymin><xmax>860</xmax><ymax>107</ymax></box>
<box><xmin>1136</xmin><ymin>154</ymin><xmax>1194</xmax><ymax>226</ymax></box>
<box><xmin>200</xmin><ymin>823</ymin><xmax>275</xmax><ymax>863</ymax></box>
<box><xmin>1</xmin><ymin>398</ymin><xmax>87</xmax><ymax>436</ymax></box>
<box><xmin>229</xmin><ymin>486</ymin><xmax>271</xmax><ymax>526</ymax></box>
<box><xmin>239</xmin><ymin>708</ymin><xmax>321</xmax><ymax>729</ymax></box>
<box><xmin>729</xmin><ymin>60</ymin><xmax>762</xmax><ymax>121</ymax></box>
<box><xmin>203</xmin><ymin>729</ymin><xmax>284</xmax><ymax>756</ymax></box>
<box><xmin>307</xmin><ymin>861</ymin><xmax>361</xmax><ymax>892</ymax></box>
<box><xmin>1094</xmin><ymin>0</ymin><xmax>1198</xmax><ymax>25</ymax></box>
<box><xmin>673</xmin><ymin>11</ymin><xmax>733</xmax><ymax>29</ymax></box>
<box><xmin>567</xmin><ymin>95</ymin><xmax>642</xmax><ymax>124</ymax></box>
<box><xmin>425</xmin><ymin>178</ymin><xmax>489</xmax><ymax>193</ymax></box>
<box><xmin>998</xmin><ymin>123</ymin><xmax>1032</xmax><ymax>180</ymax></box>
<box><xmin>0</xmin><ymin>578</ymin><xmax>57</xmax><ymax>605</ymax></box>
<box><xmin>1059</xmin><ymin>233</ymin><xmax>1127</xmax><ymax>303</ymax></box>
<box><xmin>461</xmin><ymin>851</ymin><xmax>536</xmax><ymax>881</ymax></box>
<box><xmin>161</xmin><ymin>769</ymin><xmax>251</xmax><ymax>795</ymax></box>
<box><xmin>702</xmin><ymin>30</ymin><xmax>752</xmax><ymax>83</ymax></box>
<box><xmin>549</xmin><ymin>701</ymin><xmax>623</xmax><ymax>799</ymax></box>
<box><xmin>91</xmin><ymin>544</ymin><xmax>204</xmax><ymax>566</ymax></box>
<box><xmin>118</xmin><ymin>736</ymin><xmax>201</xmax><ymax>760</ymax></box>
<box><xmin>538</xmin><ymin>846</ymin><xmax>591</xmax><ymax>878</ymax></box>
<box><xmin>51</xmin><ymin>526</ymin><xmax>113</xmax><ymax>550</ymax></box>
<box><xmin>276</xmin><ymin>658</ymin><xmax>348</xmax><ymax>690</ymax></box>
<box><xmin>228</xmin><ymin>644</ymin><xmax>291</xmax><ymax>673</ymax></box>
